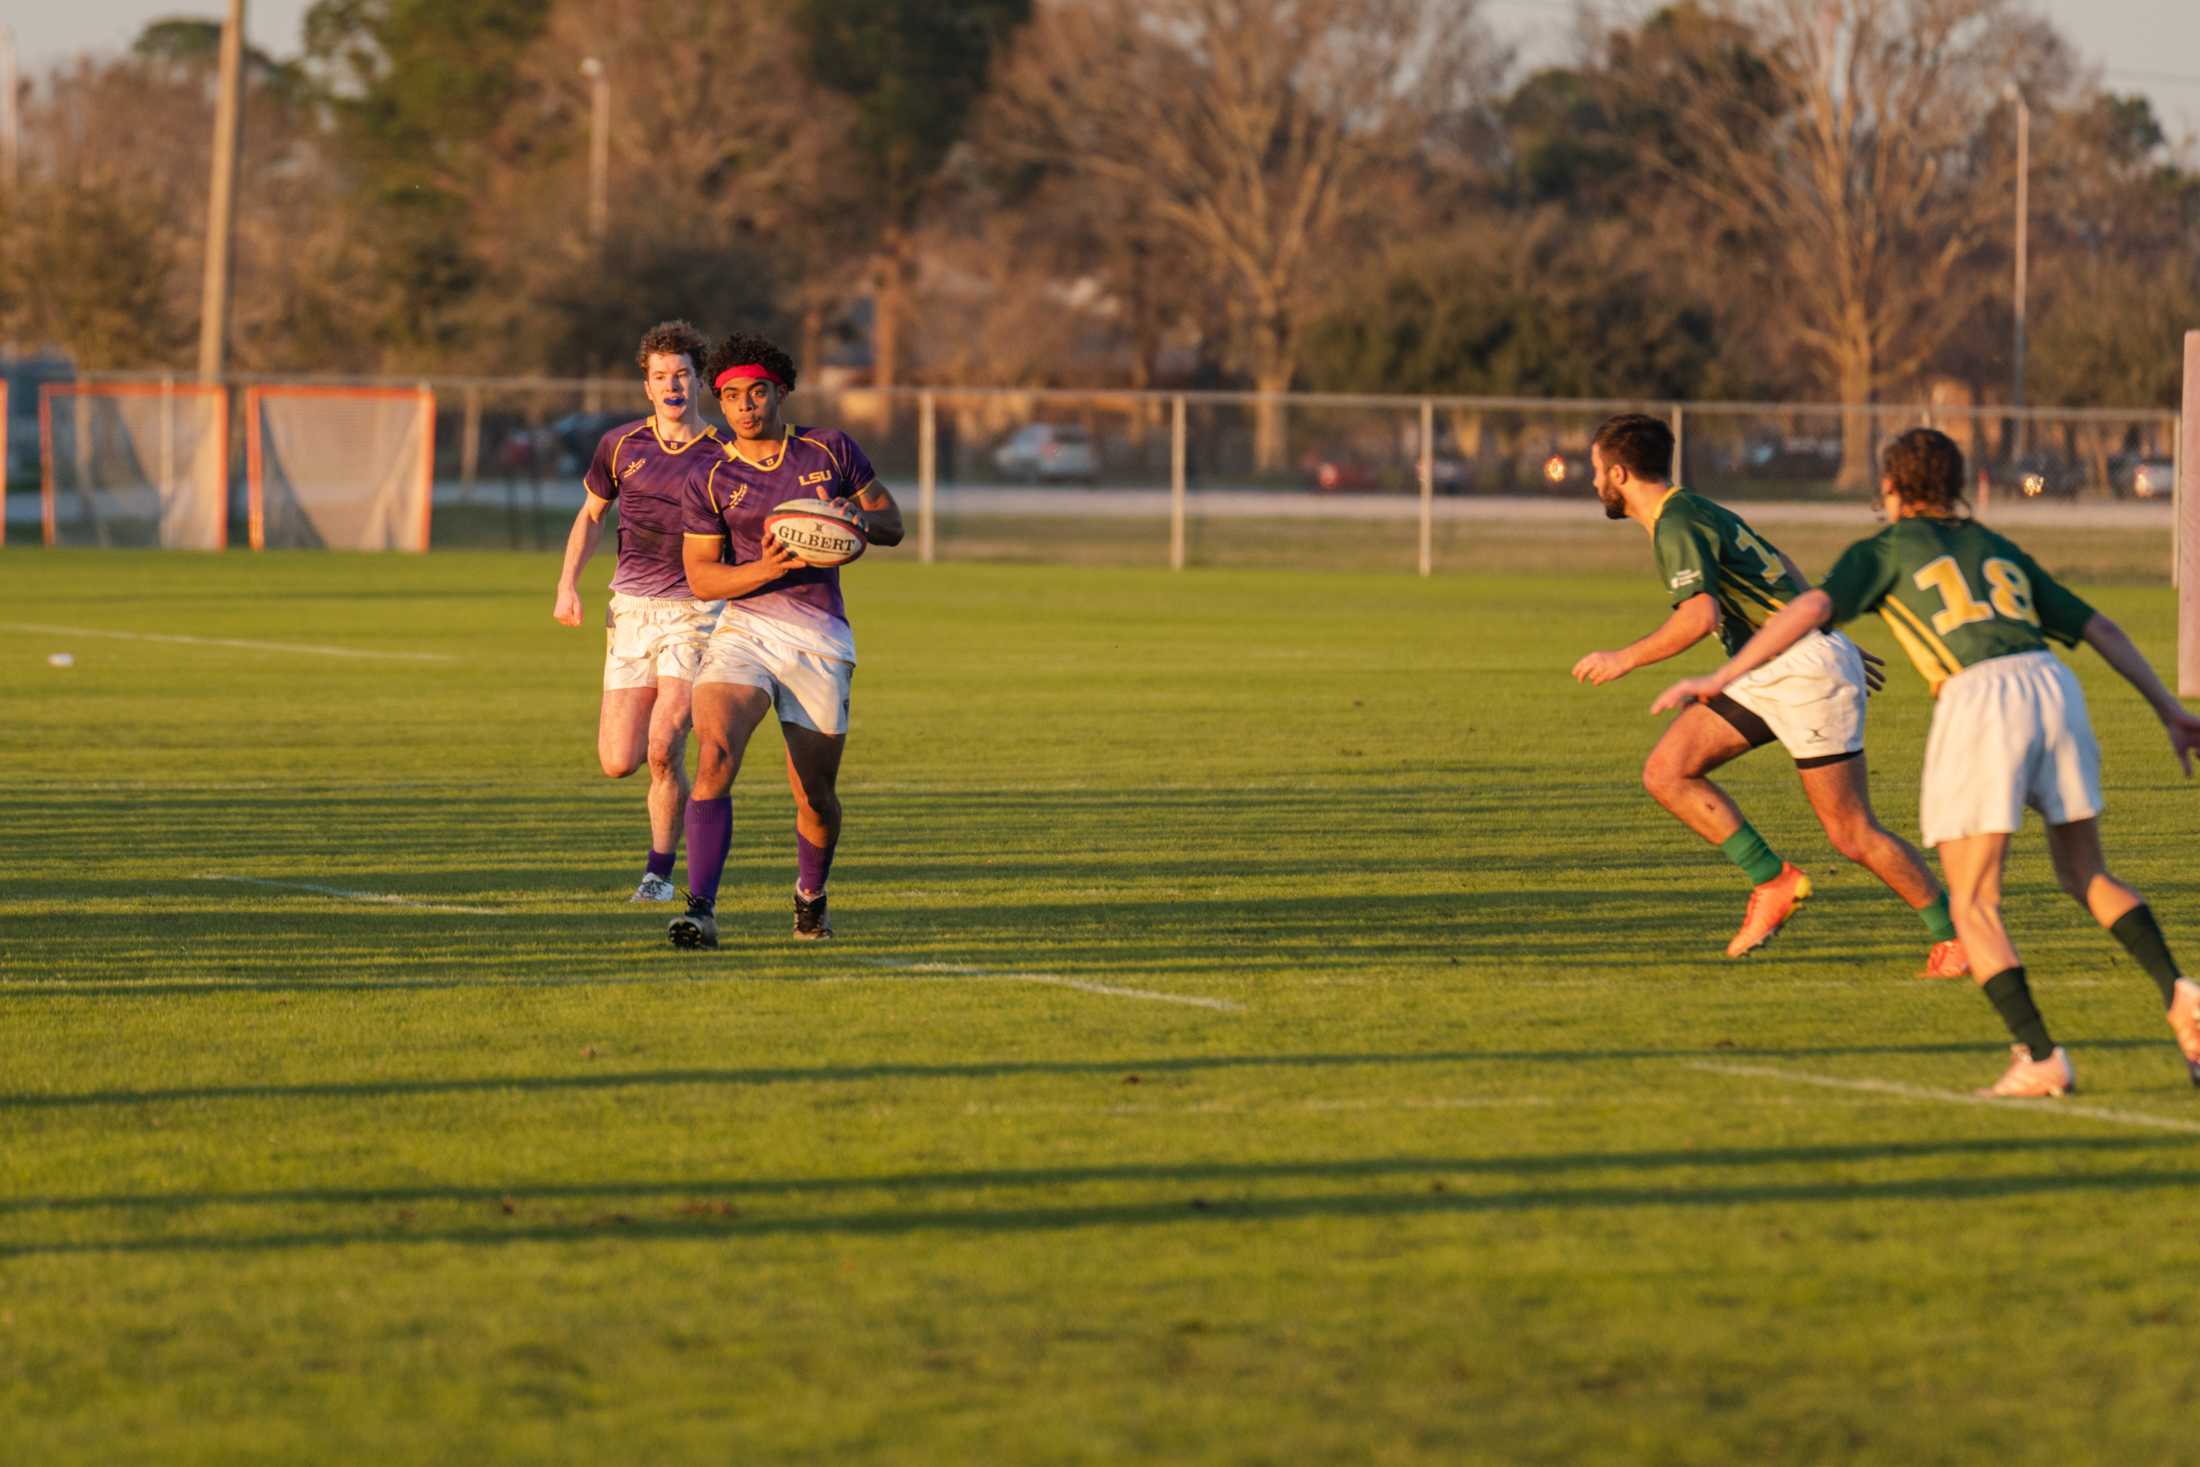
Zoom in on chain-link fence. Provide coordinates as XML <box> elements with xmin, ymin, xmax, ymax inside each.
<box><xmin>3</xmin><ymin>372</ymin><xmax>2181</xmax><ymax>574</ymax></box>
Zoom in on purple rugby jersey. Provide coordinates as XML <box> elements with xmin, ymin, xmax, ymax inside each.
<box><xmin>681</xmin><ymin>425</ymin><xmax>879</xmax><ymax>663</ymax></box>
<box><xmin>584</xmin><ymin>418</ymin><xmax>724</xmax><ymax>599</ymax></box>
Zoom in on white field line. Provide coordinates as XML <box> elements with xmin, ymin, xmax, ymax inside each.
<box><xmin>3</xmin><ymin>621</ymin><xmax>457</xmax><ymax>663</ymax></box>
<box><xmin>198</xmin><ymin>874</ymin><xmax>506</xmax><ymax>916</ymax></box>
<box><xmin>852</xmin><ymin>958</ymin><xmax>1243</xmax><ymax>1013</ymax></box>
<box><xmin>1688</xmin><ymin>1059</ymin><xmax>2200</xmax><ymax>1136</ymax></box>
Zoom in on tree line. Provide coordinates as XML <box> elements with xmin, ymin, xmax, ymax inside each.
<box><xmin>1</xmin><ymin>0</ymin><xmax>2193</xmax><ymax>416</ymax></box>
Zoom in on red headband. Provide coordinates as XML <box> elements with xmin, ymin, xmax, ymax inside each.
<box><xmin>714</xmin><ymin>363</ymin><xmax>786</xmax><ymax>392</ymax></box>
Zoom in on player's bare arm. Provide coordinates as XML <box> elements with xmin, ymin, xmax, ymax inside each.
<box><xmin>1573</xmin><ymin>594</ymin><xmax>1718</xmax><ymax>685</ymax></box>
<box><xmin>839</xmin><ymin>483</ymin><xmax>904</xmax><ymax>547</ymax></box>
<box><xmin>553</xmin><ymin>492</ymin><xmax>615</xmax><ymax>625</ymax></box>
<box><xmin>1650</xmin><ymin>589</ymin><xmax>1833</xmax><ymax>714</ymax></box>
<box><xmin>683</xmin><ymin>532</ymin><xmax>804</xmax><ymax>601</ymax></box>
<box><xmin>2078</xmin><ymin>613</ymin><xmax>2200</xmax><ymax>774</ymax></box>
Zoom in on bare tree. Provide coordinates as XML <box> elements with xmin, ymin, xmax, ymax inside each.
<box><xmin>989</xmin><ymin>0</ymin><xmax>1497</xmax><ymax>468</ymax></box>
<box><xmin>1624</xmin><ymin>0</ymin><xmax>2059</xmax><ymax>486</ymax></box>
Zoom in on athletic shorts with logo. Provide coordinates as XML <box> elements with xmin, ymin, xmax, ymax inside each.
<box><xmin>697</xmin><ymin>626</ymin><xmax>854</xmax><ymax>737</ymax></box>
<box><xmin>1919</xmin><ymin>649</ymin><xmax>2101</xmax><ymax>847</ymax></box>
<box><xmin>1720</xmin><ymin>629</ymin><xmax>1868</xmax><ymax>764</ymax></box>
<box><xmin>603</xmin><ymin>593</ymin><xmax>722</xmax><ymax>691</ymax></box>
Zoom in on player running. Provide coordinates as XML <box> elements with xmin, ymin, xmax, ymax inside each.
<box><xmin>668</xmin><ymin>331</ymin><xmax>904</xmax><ymax>949</ymax></box>
<box><xmin>1652</xmin><ymin>428</ymin><xmax>2200</xmax><ymax>1096</ymax></box>
<box><xmin>552</xmin><ymin>321</ymin><xmax>724</xmax><ymax>903</ymax></box>
<box><xmin>1574</xmin><ymin>413</ymin><xmax>1966</xmax><ymax>971</ymax></box>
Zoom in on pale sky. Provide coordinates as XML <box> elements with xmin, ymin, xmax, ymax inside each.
<box><xmin>6</xmin><ymin>0</ymin><xmax>2199</xmax><ymax>137</ymax></box>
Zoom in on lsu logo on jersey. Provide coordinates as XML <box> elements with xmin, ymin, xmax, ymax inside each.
<box><xmin>622</xmin><ymin>458</ymin><xmax>647</xmax><ymax>480</ymax></box>
<box><xmin>799</xmin><ymin>470</ymin><xmax>832</xmax><ymax>488</ymax></box>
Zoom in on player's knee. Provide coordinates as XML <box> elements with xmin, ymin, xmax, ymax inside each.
<box><xmin>598</xmin><ymin>749</ymin><xmax>642</xmax><ymax>780</ymax></box>
<box><xmin>646</xmin><ymin>742</ymin><xmax>683</xmax><ymax>782</ymax></box>
<box><xmin>1824</xmin><ymin>819</ymin><xmax>1873</xmax><ymax>863</ymax></box>
<box><xmin>2053</xmin><ymin>866</ymin><xmax>2095</xmax><ymax>904</ymax></box>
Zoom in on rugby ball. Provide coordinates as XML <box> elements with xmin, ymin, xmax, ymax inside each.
<box><xmin>764</xmin><ymin>499</ymin><xmax>867</xmax><ymax>568</ymax></box>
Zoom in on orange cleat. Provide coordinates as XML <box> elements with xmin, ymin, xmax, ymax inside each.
<box><xmin>1725</xmin><ymin>863</ymin><xmax>1813</xmax><ymax>958</ymax></box>
<box><xmin>1977</xmin><ymin>1044</ymin><xmax>2075</xmax><ymax>1098</ymax></box>
<box><xmin>2167</xmin><ymin>978</ymin><xmax>2200</xmax><ymax>1087</ymax></box>
<box><xmin>1917</xmin><ymin>939</ymin><xmax>1970</xmax><ymax>980</ymax></box>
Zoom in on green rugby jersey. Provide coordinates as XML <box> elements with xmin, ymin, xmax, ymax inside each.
<box><xmin>1818</xmin><ymin>517</ymin><xmax>2096</xmax><ymax>695</ymax></box>
<box><xmin>1650</xmin><ymin>489</ymin><xmax>1806</xmax><ymax>656</ymax></box>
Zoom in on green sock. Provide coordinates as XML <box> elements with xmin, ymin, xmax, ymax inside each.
<box><xmin>1718</xmin><ymin>823</ymin><xmax>1784</xmax><ymax>886</ymax></box>
<box><xmin>2109</xmin><ymin>905</ymin><xmax>2183</xmax><ymax>1005</ymax></box>
<box><xmin>1982</xmin><ymin>966</ymin><xmax>2055</xmax><ymax>1061</ymax></box>
<box><xmin>1918</xmin><ymin>895</ymin><xmax>1958</xmax><ymax>944</ymax></box>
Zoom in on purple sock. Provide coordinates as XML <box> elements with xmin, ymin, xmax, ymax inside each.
<box><xmin>645</xmin><ymin>848</ymin><xmax>675</xmax><ymax>880</ymax></box>
<box><xmin>684</xmin><ymin>798</ymin><xmax>732</xmax><ymax>907</ymax></box>
<box><xmin>797</xmin><ymin>832</ymin><xmax>836</xmax><ymax>899</ymax></box>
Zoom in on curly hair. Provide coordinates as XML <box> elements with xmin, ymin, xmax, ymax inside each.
<box><xmin>635</xmin><ymin>319</ymin><xmax>707</xmax><ymax>375</ymax></box>
<box><xmin>1592</xmin><ymin>413</ymin><xmax>1675</xmax><ymax>482</ymax></box>
<box><xmin>704</xmin><ymin>331</ymin><xmax>799</xmax><ymax>395</ymax></box>
<box><xmin>1882</xmin><ymin>428</ymin><xmax>1967</xmax><ymax>515</ymax></box>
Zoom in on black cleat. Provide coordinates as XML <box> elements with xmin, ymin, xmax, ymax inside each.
<box><xmin>668</xmin><ymin>895</ymin><xmax>718</xmax><ymax>950</ymax></box>
<box><xmin>793</xmin><ymin>890</ymin><xmax>833</xmax><ymax>941</ymax></box>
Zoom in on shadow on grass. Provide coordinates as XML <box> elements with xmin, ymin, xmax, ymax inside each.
<box><xmin>7</xmin><ymin>1156</ymin><xmax>2199</xmax><ymax>1260</ymax></box>
<box><xmin>1</xmin><ymin>1041</ymin><xmax>2186</xmax><ymax>1111</ymax></box>
<box><xmin>4</xmin><ymin>1134</ymin><xmax>2185</xmax><ymax>1220</ymax></box>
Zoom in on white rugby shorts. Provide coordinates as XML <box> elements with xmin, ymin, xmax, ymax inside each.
<box><xmin>696</xmin><ymin>627</ymin><xmax>854</xmax><ymax>736</ymax></box>
<box><xmin>1721</xmin><ymin>629</ymin><xmax>1868</xmax><ymax>764</ymax></box>
<box><xmin>602</xmin><ymin>593</ymin><xmax>720</xmax><ymax>691</ymax></box>
<box><xmin>1920</xmin><ymin>649</ymin><xmax>2102</xmax><ymax>847</ymax></box>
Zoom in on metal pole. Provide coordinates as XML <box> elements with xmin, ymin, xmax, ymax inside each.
<box><xmin>580</xmin><ymin>58</ymin><xmax>609</xmax><ymax>243</ymax></box>
<box><xmin>1417</xmin><ymin>399</ymin><xmax>1433</xmax><ymax>578</ymax></box>
<box><xmin>196</xmin><ymin>0</ymin><xmax>248</xmax><ymax>382</ymax></box>
<box><xmin>2180</xmin><ymin>332</ymin><xmax>2199</xmax><ymax>696</ymax></box>
<box><xmin>1170</xmin><ymin>395</ymin><xmax>1186</xmax><ymax>571</ymax></box>
<box><xmin>918</xmin><ymin>389</ymin><xmax>936</xmax><ymax>565</ymax></box>
<box><xmin>2007</xmin><ymin>88</ymin><xmax>2030</xmax><ymax>459</ymax></box>
<box><xmin>1670</xmin><ymin>403</ymin><xmax>1686</xmax><ymax>486</ymax></box>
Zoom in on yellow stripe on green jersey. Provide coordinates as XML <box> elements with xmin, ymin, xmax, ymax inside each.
<box><xmin>1819</xmin><ymin>516</ymin><xmax>2096</xmax><ymax>695</ymax></box>
<box><xmin>1648</xmin><ymin>489</ymin><xmax>1806</xmax><ymax>658</ymax></box>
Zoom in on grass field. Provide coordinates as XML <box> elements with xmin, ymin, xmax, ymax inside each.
<box><xmin>5</xmin><ymin>542</ymin><xmax>2200</xmax><ymax>1465</ymax></box>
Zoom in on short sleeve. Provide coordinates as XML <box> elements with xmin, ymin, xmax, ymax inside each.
<box><xmin>683</xmin><ymin>461</ymin><xmax>728</xmax><ymax>538</ymax></box>
<box><xmin>1819</xmin><ymin>536</ymin><xmax>1898</xmax><ymax>625</ymax></box>
<box><xmin>838</xmin><ymin>433</ymin><xmax>879</xmax><ymax>496</ymax></box>
<box><xmin>1652</xmin><ymin>514</ymin><xmax>1717</xmax><ymax>608</ymax></box>
<box><xmin>583</xmin><ymin>430</ymin><xmax>620</xmax><ymax>502</ymax></box>
<box><xmin>2011</xmin><ymin>546</ymin><xmax>2096</xmax><ymax>646</ymax></box>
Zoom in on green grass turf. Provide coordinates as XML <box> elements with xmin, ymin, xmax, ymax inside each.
<box><xmin>4</xmin><ymin>545</ymin><xmax>2200</xmax><ymax>1465</ymax></box>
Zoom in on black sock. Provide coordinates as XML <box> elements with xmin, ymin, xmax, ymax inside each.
<box><xmin>1982</xmin><ymin>967</ymin><xmax>2055</xmax><ymax>1061</ymax></box>
<box><xmin>2109</xmin><ymin>905</ymin><xmax>2183</xmax><ymax>1006</ymax></box>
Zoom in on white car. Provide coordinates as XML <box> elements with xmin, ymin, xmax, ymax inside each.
<box><xmin>991</xmin><ymin>423</ymin><xmax>1099</xmax><ymax>483</ymax></box>
<box><xmin>2130</xmin><ymin>456</ymin><xmax>2176</xmax><ymax>500</ymax></box>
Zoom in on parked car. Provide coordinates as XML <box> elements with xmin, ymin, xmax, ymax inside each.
<box><xmin>1989</xmin><ymin>453</ymin><xmax>2085</xmax><ymax>500</ymax></box>
<box><xmin>1742</xmin><ymin>434</ymin><xmax>1844</xmax><ymax>479</ymax></box>
<box><xmin>2128</xmin><ymin>456</ymin><xmax>2176</xmax><ymax>500</ymax></box>
<box><xmin>1302</xmin><ymin>446</ymin><xmax>1474</xmax><ymax>494</ymax></box>
<box><xmin>991</xmin><ymin>423</ymin><xmax>1099</xmax><ymax>483</ymax></box>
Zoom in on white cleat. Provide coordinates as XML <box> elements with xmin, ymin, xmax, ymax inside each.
<box><xmin>1977</xmin><ymin>1044</ymin><xmax>2075</xmax><ymax>1099</ymax></box>
<box><xmin>630</xmin><ymin>874</ymin><xmax>679</xmax><ymax>903</ymax></box>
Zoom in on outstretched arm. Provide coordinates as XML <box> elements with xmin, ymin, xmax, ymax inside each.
<box><xmin>1572</xmin><ymin>594</ymin><xmax>1719</xmax><ymax>685</ymax></box>
<box><xmin>1648</xmin><ymin>589</ymin><xmax>1834</xmax><ymax>714</ymax></box>
<box><xmin>2081</xmin><ymin>612</ymin><xmax>2200</xmax><ymax>775</ymax></box>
